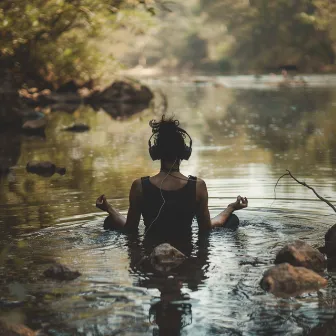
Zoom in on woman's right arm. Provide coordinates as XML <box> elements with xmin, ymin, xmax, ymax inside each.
<box><xmin>195</xmin><ymin>179</ymin><xmax>248</xmax><ymax>231</ymax></box>
<box><xmin>96</xmin><ymin>179</ymin><xmax>142</xmax><ymax>232</ymax></box>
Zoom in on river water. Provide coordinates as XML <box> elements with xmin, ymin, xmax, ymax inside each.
<box><xmin>1</xmin><ymin>76</ymin><xmax>336</xmax><ymax>335</ymax></box>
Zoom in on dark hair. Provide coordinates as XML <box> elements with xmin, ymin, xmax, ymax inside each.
<box><xmin>149</xmin><ymin>115</ymin><xmax>191</xmax><ymax>161</ymax></box>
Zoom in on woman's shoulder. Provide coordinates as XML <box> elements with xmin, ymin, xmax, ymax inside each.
<box><xmin>130</xmin><ymin>178</ymin><xmax>143</xmax><ymax>194</ymax></box>
<box><xmin>194</xmin><ymin>176</ymin><xmax>206</xmax><ymax>186</ymax></box>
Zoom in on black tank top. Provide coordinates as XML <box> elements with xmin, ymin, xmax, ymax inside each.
<box><xmin>141</xmin><ymin>175</ymin><xmax>197</xmax><ymax>238</ymax></box>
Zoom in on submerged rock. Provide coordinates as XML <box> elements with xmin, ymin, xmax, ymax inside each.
<box><xmin>260</xmin><ymin>263</ymin><xmax>327</xmax><ymax>297</ymax></box>
<box><xmin>274</xmin><ymin>240</ymin><xmax>326</xmax><ymax>272</ymax></box>
<box><xmin>63</xmin><ymin>122</ymin><xmax>90</xmax><ymax>132</ymax></box>
<box><xmin>26</xmin><ymin>161</ymin><xmax>66</xmax><ymax>177</ymax></box>
<box><xmin>150</xmin><ymin>243</ymin><xmax>186</xmax><ymax>273</ymax></box>
<box><xmin>43</xmin><ymin>263</ymin><xmax>81</xmax><ymax>280</ymax></box>
<box><xmin>0</xmin><ymin>320</ymin><xmax>37</xmax><ymax>336</ymax></box>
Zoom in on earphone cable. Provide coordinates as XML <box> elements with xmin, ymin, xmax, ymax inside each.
<box><xmin>143</xmin><ymin>158</ymin><xmax>177</xmax><ymax>237</ymax></box>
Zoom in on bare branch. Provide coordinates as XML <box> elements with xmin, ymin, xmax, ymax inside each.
<box><xmin>271</xmin><ymin>172</ymin><xmax>289</xmax><ymax>207</ymax></box>
<box><xmin>273</xmin><ymin>169</ymin><xmax>336</xmax><ymax>213</ymax></box>
<box><xmin>285</xmin><ymin>169</ymin><xmax>336</xmax><ymax>213</ymax></box>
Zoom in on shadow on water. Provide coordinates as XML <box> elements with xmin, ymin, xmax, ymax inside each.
<box><xmin>0</xmin><ymin>130</ymin><xmax>22</xmax><ymax>176</ymax></box>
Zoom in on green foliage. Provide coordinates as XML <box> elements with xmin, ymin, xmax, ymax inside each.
<box><xmin>201</xmin><ymin>0</ymin><xmax>336</xmax><ymax>72</ymax></box>
<box><xmin>0</xmin><ymin>0</ymin><xmax>154</xmax><ymax>87</ymax></box>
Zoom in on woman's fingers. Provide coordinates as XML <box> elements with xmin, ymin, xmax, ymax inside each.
<box><xmin>235</xmin><ymin>195</ymin><xmax>248</xmax><ymax>208</ymax></box>
<box><xmin>96</xmin><ymin>194</ymin><xmax>107</xmax><ymax>210</ymax></box>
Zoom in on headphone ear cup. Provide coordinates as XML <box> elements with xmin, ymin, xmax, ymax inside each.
<box><xmin>149</xmin><ymin>145</ymin><xmax>160</xmax><ymax>161</ymax></box>
<box><xmin>183</xmin><ymin>146</ymin><xmax>192</xmax><ymax>160</ymax></box>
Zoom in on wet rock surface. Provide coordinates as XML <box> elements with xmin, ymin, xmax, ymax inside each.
<box><xmin>150</xmin><ymin>243</ymin><xmax>186</xmax><ymax>273</ymax></box>
<box><xmin>26</xmin><ymin>161</ymin><xmax>66</xmax><ymax>177</ymax></box>
<box><xmin>0</xmin><ymin>320</ymin><xmax>37</xmax><ymax>336</ymax></box>
<box><xmin>260</xmin><ymin>263</ymin><xmax>327</xmax><ymax>297</ymax></box>
<box><xmin>274</xmin><ymin>240</ymin><xmax>326</xmax><ymax>272</ymax></box>
<box><xmin>43</xmin><ymin>263</ymin><xmax>81</xmax><ymax>280</ymax></box>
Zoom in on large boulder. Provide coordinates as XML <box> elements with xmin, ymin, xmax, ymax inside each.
<box><xmin>90</xmin><ymin>80</ymin><xmax>153</xmax><ymax>104</ymax></box>
<box><xmin>275</xmin><ymin>240</ymin><xmax>326</xmax><ymax>272</ymax></box>
<box><xmin>150</xmin><ymin>243</ymin><xmax>186</xmax><ymax>273</ymax></box>
<box><xmin>260</xmin><ymin>263</ymin><xmax>327</xmax><ymax>298</ymax></box>
<box><xmin>26</xmin><ymin>161</ymin><xmax>66</xmax><ymax>177</ymax></box>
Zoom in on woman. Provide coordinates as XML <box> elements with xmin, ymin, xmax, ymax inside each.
<box><xmin>96</xmin><ymin>116</ymin><xmax>248</xmax><ymax>238</ymax></box>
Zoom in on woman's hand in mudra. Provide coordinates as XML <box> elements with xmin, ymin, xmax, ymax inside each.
<box><xmin>228</xmin><ymin>196</ymin><xmax>248</xmax><ymax>211</ymax></box>
<box><xmin>96</xmin><ymin>194</ymin><xmax>109</xmax><ymax>212</ymax></box>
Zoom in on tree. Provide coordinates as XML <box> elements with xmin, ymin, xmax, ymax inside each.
<box><xmin>200</xmin><ymin>0</ymin><xmax>336</xmax><ymax>72</ymax></box>
<box><xmin>0</xmin><ymin>0</ymin><xmax>155</xmax><ymax>87</ymax></box>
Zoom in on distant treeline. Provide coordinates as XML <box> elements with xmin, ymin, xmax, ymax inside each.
<box><xmin>1</xmin><ymin>0</ymin><xmax>336</xmax><ymax>90</ymax></box>
<box><xmin>125</xmin><ymin>0</ymin><xmax>336</xmax><ymax>74</ymax></box>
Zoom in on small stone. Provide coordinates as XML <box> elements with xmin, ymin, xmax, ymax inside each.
<box><xmin>260</xmin><ymin>263</ymin><xmax>327</xmax><ymax>298</ymax></box>
<box><xmin>149</xmin><ymin>243</ymin><xmax>186</xmax><ymax>273</ymax></box>
<box><xmin>43</xmin><ymin>263</ymin><xmax>81</xmax><ymax>281</ymax></box>
<box><xmin>275</xmin><ymin>240</ymin><xmax>326</xmax><ymax>272</ymax></box>
<box><xmin>63</xmin><ymin>123</ymin><xmax>90</xmax><ymax>132</ymax></box>
<box><xmin>22</xmin><ymin>118</ymin><xmax>46</xmax><ymax>134</ymax></box>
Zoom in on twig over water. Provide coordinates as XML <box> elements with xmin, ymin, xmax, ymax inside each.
<box><xmin>273</xmin><ymin>169</ymin><xmax>336</xmax><ymax>213</ymax></box>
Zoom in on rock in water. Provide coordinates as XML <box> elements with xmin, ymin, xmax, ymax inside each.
<box><xmin>26</xmin><ymin>161</ymin><xmax>66</xmax><ymax>177</ymax></box>
<box><xmin>56</xmin><ymin>80</ymin><xmax>80</xmax><ymax>93</ymax></box>
<box><xmin>0</xmin><ymin>320</ymin><xmax>37</xmax><ymax>336</ymax></box>
<box><xmin>43</xmin><ymin>263</ymin><xmax>81</xmax><ymax>280</ymax></box>
<box><xmin>22</xmin><ymin>118</ymin><xmax>47</xmax><ymax>135</ymax></box>
<box><xmin>150</xmin><ymin>243</ymin><xmax>186</xmax><ymax>273</ymax></box>
<box><xmin>324</xmin><ymin>224</ymin><xmax>336</xmax><ymax>258</ymax></box>
<box><xmin>63</xmin><ymin>123</ymin><xmax>90</xmax><ymax>132</ymax></box>
<box><xmin>275</xmin><ymin>240</ymin><xmax>326</xmax><ymax>272</ymax></box>
<box><xmin>260</xmin><ymin>263</ymin><xmax>327</xmax><ymax>297</ymax></box>
<box><xmin>90</xmin><ymin>80</ymin><xmax>153</xmax><ymax>104</ymax></box>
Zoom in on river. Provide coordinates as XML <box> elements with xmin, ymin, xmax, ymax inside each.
<box><xmin>1</xmin><ymin>75</ymin><xmax>336</xmax><ymax>335</ymax></box>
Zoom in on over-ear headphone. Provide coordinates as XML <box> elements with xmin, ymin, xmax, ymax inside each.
<box><xmin>148</xmin><ymin>127</ymin><xmax>192</xmax><ymax>161</ymax></box>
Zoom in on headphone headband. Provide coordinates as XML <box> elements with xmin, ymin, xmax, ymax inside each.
<box><xmin>148</xmin><ymin>126</ymin><xmax>192</xmax><ymax>161</ymax></box>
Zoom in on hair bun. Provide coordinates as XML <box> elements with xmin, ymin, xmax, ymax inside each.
<box><xmin>149</xmin><ymin>116</ymin><xmax>179</xmax><ymax>134</ymax></box>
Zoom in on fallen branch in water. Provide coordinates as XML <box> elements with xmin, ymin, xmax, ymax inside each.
<box><xmin>274</xmin><ymin>169</ymin><xmax>336</xmax><ymax>213</ymax></box>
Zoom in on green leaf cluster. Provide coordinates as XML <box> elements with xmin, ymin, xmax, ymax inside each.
<box><xmin>0</xmin><ymin>0</ymin><xmax>154</xmax><ymax>87</ymax></box>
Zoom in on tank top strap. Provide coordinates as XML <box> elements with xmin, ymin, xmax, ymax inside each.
<box><xmin>187</xmin><ymin>175</ymin><xmax>197</xmax><ymax>198</ymax></box>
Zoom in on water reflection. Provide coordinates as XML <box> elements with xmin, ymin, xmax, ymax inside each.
<box><xmin>0</xmin><ymin>130</ymin><xmax>21</xmax><ymax>176</ymax></box>
<box><xmin>1</xmin><ymin>78</ymin><xmax>336</xmax><ymax>334</ymax></box>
